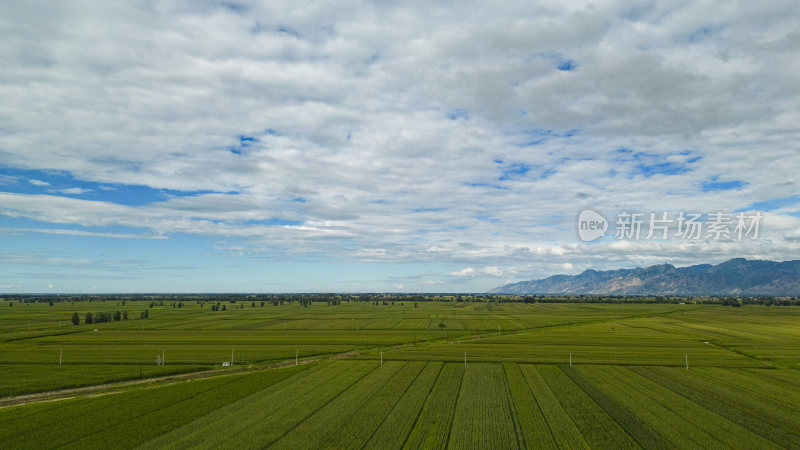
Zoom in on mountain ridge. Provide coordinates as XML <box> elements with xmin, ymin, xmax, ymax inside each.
<box><xmin>488</xmin><ymin>258</ymin><xmax>800</xmax><ymax>296</ymax></box>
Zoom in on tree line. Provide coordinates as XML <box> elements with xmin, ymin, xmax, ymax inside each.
<box><xmin>71</xmin><ymin>309</ymin><xmax>149</xmax><ymax>325</ymax></box>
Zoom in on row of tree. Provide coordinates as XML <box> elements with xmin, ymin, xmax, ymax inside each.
<box><xmin>70</xmin><ymin>309</ymin><xmax>149</xmax><ymax>325</ymax></box>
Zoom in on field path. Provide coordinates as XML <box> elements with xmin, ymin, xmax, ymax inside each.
<box><xmin>0</xmin><ymin>351</ymin><xmax>359</xmax><ymax>409</ymax></box>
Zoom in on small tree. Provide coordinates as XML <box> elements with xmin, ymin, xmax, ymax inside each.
<box><xmin>113</xmin><ymin>311</ymin><xmax>122</xmax><ymax>321</ymax></box>
<box><xmin>85</xmin><ymin>312</ymin><xmax>94</xmax><ymax>325</ymax></box>
<box><xmin>71</xmin><ymin>312</ymin><xmax>80</xmax><ymax>326</ymax></box>
<box><xmin>123</xmin><ymin>310</ymin><xmax>128</xmax><ymax>320</ymax></box>
<box><xmin>438</xmin><ymin>322</ymin><xmax>446</xmax><ymax>331</ymax></box>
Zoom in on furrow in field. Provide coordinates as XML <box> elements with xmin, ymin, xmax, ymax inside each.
<box><xmin>519</xmin><ymin>365</ymin><xmax>588</xmax><ymax>449</ymax></box>
<box><xmin>448</xmin><ymin>363</ymin><xmax>522</xmax><ymax>449</ymax></box>
<box><xmin>138</xmin><ymin>360</ymin><xmax>376</xmax><ymax>449</ymax></box>
<box><xmin>503</xmin><ymin>363</ymin><xmax>557</xmax><ymax>449</ymax></box>
<box><xmin>403</xmin><ymin>363</ymin><xmax>463</xmax><ymax>450</ymax></box>
<box><xmin>536</xmin><ymin>366</ymin><xmax>637</xmax><ymax>449</ymax></box>
<box><xmin>632</xmin><ymin>366</ymin><xmax>800</xmax><ymax>448</ymax></box>
<box><xmin>268</xmin><ymin>361</ymin><xmax>407</xmax><ymax>449</ymax></box>
<box><xmin>363</xmin><ymin>362</ymin><xmax>443</xmax><ymax>450</ymax></box>
<box><xmin>320</xmin><ymin>361</ymin><xmax>427</xmax><ymax>449</ymax></box>
<box><xmin>607</xmin><ymin>366</ymin><xmax>776</xmax><ymax>449</ymax></box>
<box><xmin>560</xmin><ymin>366</ymin><xmax>662</xmax><ymax>449</ymax></box>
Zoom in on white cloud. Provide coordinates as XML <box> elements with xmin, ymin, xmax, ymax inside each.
<box><xmin>393</xmin><ymin>283</ymin><xmax>403</xmax><ymax>290</ymax></box>
<box><xmin>0</xmin><ymin>174</ymin><xmax>18</xmax><ymax>185</ymax></box>
<box><xmin>0</xmin><ymin>1</ymin><xmax>799</xmax><ymax>288</ymax></box>
<box><xmin>54</xmin><ymin>187</ymin><xmax>91</xmax><ymax>195</ymax></box>
<box><xmin>482</xmin><ymin>266</ymin><xmax>504</xmax><ymax>277</ymax></box>
<box><xmin>450</xmin><ymin>267</ymin><xmax>476</xmax><ymax>277</ymax></box>
<box><xmin>6</xmin><ymin>227</ymin><xmax>167</xmax><ymax>240</ymax></box>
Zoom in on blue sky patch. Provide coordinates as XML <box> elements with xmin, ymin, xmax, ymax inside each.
<box><xmin>701</xmin><ymin>175</ymin><xmax>747</xmax><ymax>192</ymax></box>
<box><xmin>614</xmin><ymin>150</ymin><xmax>697</xmax><ymax>178</ymax></box>
<box><xmin>499</xmin><ymin>163</ymin><xmax>531</xmax><ymax>180</ymax></box>
<box><xmin>0</xmin><ymin>167</ymin><xmax>226</xmax><ymax>206</ymax></box>
<box><xmin>448</xmin><ymin>109</ymin><xmax>469</xmax><ymax>120</ymax></box>
<box><xmin>557</xmin><ymin>60</ymin><xmax>576</xmax><ymax>71</ymax></box>
<box><xmin>737</xmin><ymin>195</ymin><xmax>800</xmax><ymax>212</ymax></box>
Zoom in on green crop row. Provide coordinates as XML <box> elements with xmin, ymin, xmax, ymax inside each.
<box><xmin>560</xmin><ymin>365</ymin><xmax>662</xmax><ymax>448</ymax></box>
<box><xmin>403</xmin><ymin>363</ymin><xmax>464</xmax><ymax>449</ymax></box>
<box><xmin>448</xmin><ymin>363</ymin><xmax>519</xmax><ymax>449</ymax></box>
<box><xmin>633</xmin><ymin>366</ymin><xmax>800</xmax><ymax>448</ymax></box>
<box><xmin>140</xmin><ymin>360</ymin><xmax>377</xmax><ymax>449</ymax></box>
<box><xmin>536</xmin><ymin>366</ymin><xmax>636</xmax><ymax>449</ymax></box>
<box><xmin>270</xmin><ymin>362</ymin><xmax>406</xmax><ymax>449</ymax></box>
<box><xmin>321</xmin><ymin>362</ymin><xmax>427</xmax><ymax>449</ymax></box>
<box><xmin>519</xmin><ymin>365</ymin><xmax>587</xmax><ymax>449</ymax></box>
<box><xmin>503</xmin><ymin>363</ymin><xmax>557</xmax><ymax>449</ymax></box>
<box><xmin>364</xmin><ymin>362</ymin><xmax>444</xmax><ymax>450</ymax></box>
<box><xmin>0</xmin><ymin>364</ymin><xmax>310</xmax><ymax>449</ymax></box>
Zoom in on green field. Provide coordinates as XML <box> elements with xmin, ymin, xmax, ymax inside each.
<box><xmin>1</xmin><ymin>299</ymin><xmax>799</xmax><ymax>448</ymax></box>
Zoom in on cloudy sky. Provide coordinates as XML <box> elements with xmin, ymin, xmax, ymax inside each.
<box><xmin>1</xmin><ymin>1</ymin><xmax>799</xmax><ymax>293</ymax></box>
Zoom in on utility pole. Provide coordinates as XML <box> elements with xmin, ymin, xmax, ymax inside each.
<box><xmin>685</xmin><ymin>353</ymin><xmax>689</xmax><ymax>370</ymax></box>
<box><xmin>162</xmin><ymin>349</ymin><xmax>165</xmax><ymax>366</ymax></box>
<box><xmin>380</xmin><ymin>351</ymin><xmax>383</xmax><ymax>366</ymax></box>
<box><xmin>59</xmin><ymin>349</ymin><xmax>62</xmax><ymax>366</ymax></box>
<box><xmin>296</xmin><ymin>349</ymin><xmax>299</xmax><ymax>365</ymax></box>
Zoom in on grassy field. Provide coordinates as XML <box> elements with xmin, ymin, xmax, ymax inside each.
<box><xmin>1</xmin><ymin>299</ymin><xmax>799</xmax><ymax>448</ymax></box>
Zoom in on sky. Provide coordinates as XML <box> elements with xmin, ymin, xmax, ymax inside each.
<box><xmin>1</xmin><ymin>0</ymin><xmax>800</xmax><ymax>293</ymax></box>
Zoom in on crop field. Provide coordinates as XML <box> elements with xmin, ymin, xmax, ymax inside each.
<box><xmin>1</xmin><ymin>299</ymin><xmax>799</xmax><ymax>448</ymax></box>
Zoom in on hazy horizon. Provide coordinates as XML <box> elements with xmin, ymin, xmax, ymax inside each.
<box><xmin>2</xmin><ymin>1</ymin><xmax>799</xmax><ymax>293</ymax></box>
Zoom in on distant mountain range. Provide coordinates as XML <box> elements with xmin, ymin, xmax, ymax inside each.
<box><xmin>488</xmin><ymin>258</ymin><xmax>800</xmax><ymax>296</ymax></box>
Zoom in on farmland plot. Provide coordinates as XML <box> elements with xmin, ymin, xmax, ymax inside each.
<box><xmin>403</xmin><ymin>363</ymin><xmax>464</xmax><ymax>449</ymax></box>
<box><xmin>364</xmin><ymin>362</ymin><xmax>444</xmax><ymax>450</ymax></box>
<box><xmin>448</xmin><ymin>363</ymin><xmax>520</xmax><ymax>449</ymax></box>
<box><xmin>141</xmin><ymin>361</ymin><xmax>377</xmax><ymax>449</ymax></box>
<box><xmin>1</xmin><ymin>303</ymin><xmax>800</xmax><ymax>449</ymax></box>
